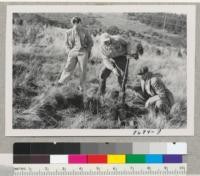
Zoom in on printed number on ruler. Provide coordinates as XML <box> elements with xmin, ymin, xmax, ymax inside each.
<box><xmin>13</xmin><ymin>164</ymin><xmax>187</xmax><ymax>176</ymax></box>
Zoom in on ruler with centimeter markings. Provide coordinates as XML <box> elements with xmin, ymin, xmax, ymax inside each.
<box><xmin>13</xmin><ymin>164</ymin><xmax>187</xmax><ymax>176</ymax></box>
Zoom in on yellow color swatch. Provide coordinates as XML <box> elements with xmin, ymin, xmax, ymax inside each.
<box><xmin>107</xmin><ymin>155</ymin><xmax>126</xmax><ymax>164</ymax></box>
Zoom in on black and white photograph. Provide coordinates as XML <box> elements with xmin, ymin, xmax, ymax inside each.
<box><xmin>5</xmin><ymin>5</ymin><xmax>195</xmax><ymax>136</ymax></box>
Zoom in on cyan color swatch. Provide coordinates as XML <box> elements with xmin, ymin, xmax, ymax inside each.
<box><xmin>145</xmin><ymin>154</ymin><xmax>163</xmax><ymax>163</ymax></box>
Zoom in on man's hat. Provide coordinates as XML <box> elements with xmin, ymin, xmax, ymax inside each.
<box><xmin>71</xmin><ymin>16</ymin><xmax>82</xmax><ymax>24</ymax></box>
<box><xmin>137</xmin><ymin>66</ymin><xmax>149</xmax><ymax>75</ymax></box>
<box><xmin>136</xmin><ymin>43</ymin><xmax>144</xmax><ymax>55</ymax></box>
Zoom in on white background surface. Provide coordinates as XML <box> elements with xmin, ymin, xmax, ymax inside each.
<box><xmin>0</xmin><ymin>1</ymin><xmax>199</xmax><ymax>174</ymax></box>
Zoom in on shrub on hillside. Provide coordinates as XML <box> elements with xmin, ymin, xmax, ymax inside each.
<box><xmin>106</xmin><ymin>25</ymin><xmax>120</xmax><ymax>35</ymax></box>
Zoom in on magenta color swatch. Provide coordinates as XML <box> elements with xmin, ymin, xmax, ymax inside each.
<box><xmin>68</xmin><ymin>155</ymin><xmax>87</xmax><ymax>164</ymax></box>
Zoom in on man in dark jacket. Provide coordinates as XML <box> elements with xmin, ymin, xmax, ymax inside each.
<box><xmin>133</xmin><ymin>66</ymin><xmax>174</xmax><ymax>115</ymax></box>
<box><xmin>99</xmin><ymin>33</ymin><xmax>143</xmax><ymax>95</ymax></box>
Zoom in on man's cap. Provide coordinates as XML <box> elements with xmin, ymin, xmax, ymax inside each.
<box><xmin>71</xmin><ymin>16</ymin><xmax>82</xmax><ymax>24</ymax></box>
<box><xmin>137</xmin><ymin>66</ymin><xmax>149</xmax><ymax>75</ymax></box>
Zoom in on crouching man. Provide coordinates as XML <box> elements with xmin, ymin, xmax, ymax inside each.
<box><xmin>58</xmin><ymin>16</ymin><xmax>93</xmax><ymax>92</ymax></box>
<box><xmin>99</xmin><ymin>33</ymin><xmax>143</xmax><ymax>95</ymax></box>
<box><xmin>133</xmin><ymin>66</ymin><xmax>174</xmax><ymax>115</ymax></box>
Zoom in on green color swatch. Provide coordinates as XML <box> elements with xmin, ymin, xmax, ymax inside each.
<box><xmin>126</xmin><ymin>154</ymin><xmax>146</xmax><ymax>163</ymax></box>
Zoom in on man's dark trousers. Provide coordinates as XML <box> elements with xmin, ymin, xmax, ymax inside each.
<box><xmin>99</xmin><ymin>55</ymin><xmax>128</xmax><ymax>95</ymax></box>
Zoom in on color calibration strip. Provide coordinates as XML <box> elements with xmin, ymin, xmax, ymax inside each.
<box><xmin>13</xmin><ymin>154</ymin><xmax>183</xmax><ymax>164</ymax></box>
<box><xmin>14</xmin><ymin>142</ymin><xmax>187</xmax><ymax>154</ymax></box>
<box><xmin>13</xmin><ymin>142</ymin><xmax>186</xmax><ymax>164</ymax></box>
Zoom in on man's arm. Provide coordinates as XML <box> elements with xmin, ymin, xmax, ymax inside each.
<box><xmin>112</xmin><ymin>35</ymin><xmax>128</xmax><ymax>56</ymax></box>
<box><xmin>101</xmin><ymin>55</ymin><xmax>120</xmax><ymax>76</ymax></box>
<box><xmin>86</xmin><ymin>30</ymin><xmax>94</xmax><ymax>52</ymax></box>
<box><xmin>151</xmin><ymin>77</ymin><xmax>167</xmax><ymax>98</ymax></box>
<box><xmin>127</xmin><ymin>41</ymin><xmax>143</xmax><ymax>60</ymax></box>
<box><xmin>114</xmin><ymin>36</ymin><xmax>140</xmax><ymax>60</ymax></box>
<box><xmin>65</xmin><ymin>31</ymin><xmax>71</xmax><ymax>52</ymax></box>
<box><xmin>145</xmin><ymin>77</ymin><xmax>166</xmax><ymax>108</ymax></box>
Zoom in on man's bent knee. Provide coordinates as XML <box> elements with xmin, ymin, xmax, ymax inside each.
<box><xmin>155</xmin><ymin>100</ymin><xmax>170</xmax><ymax>115</ymax></box>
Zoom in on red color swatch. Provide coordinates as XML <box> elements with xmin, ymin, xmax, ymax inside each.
<box><xmin>87</xmin><ymin>155</ymin><xmax>107</xmax><ymax>163</ymax></box>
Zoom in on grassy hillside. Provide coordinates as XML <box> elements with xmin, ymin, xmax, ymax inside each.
<box><xmin>13</xmin><ymin>13</ymin><xmax>187</xmax><ymax>129</ymax></box>
<box><xmin>128</xmin><ymin>13</ymin><xmax>186</xmax><ymax>35</ymax></box>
